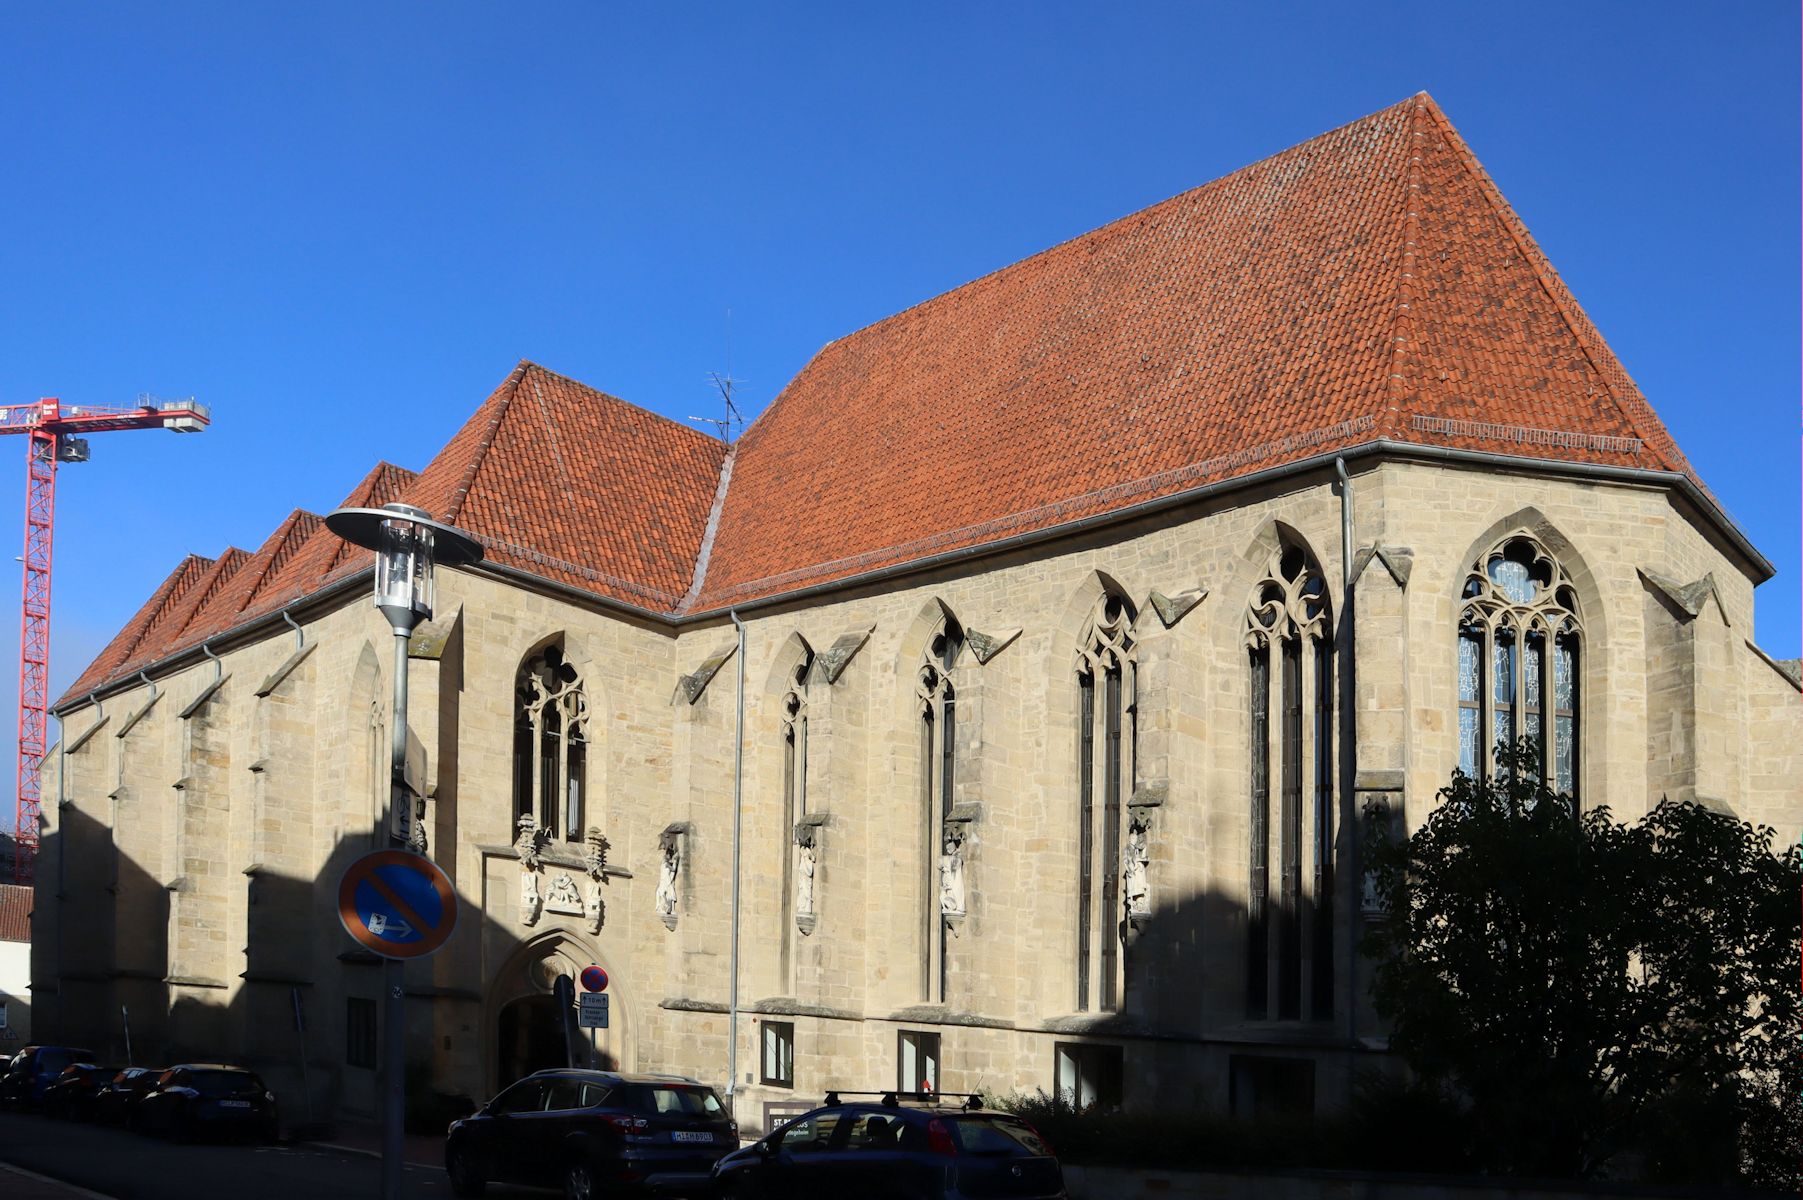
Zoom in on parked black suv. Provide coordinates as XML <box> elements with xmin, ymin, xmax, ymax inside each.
<box><xmin>445</xmin><ymin>1069</ymin><xmax>736</xmax><ymax>1199</ymax></box>
<box><xmin>713</xmin><ymin>1092</ymin><xmax>1067</xmax><ymax>1200</ymax></box>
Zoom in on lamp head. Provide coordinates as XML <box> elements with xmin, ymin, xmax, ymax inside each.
<box><xmin>324</xmin><ymin>503</ymin><xmax>484</xmax><ymax>635</ymax></box>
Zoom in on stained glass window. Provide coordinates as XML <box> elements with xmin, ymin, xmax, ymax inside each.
<box><xmin>1460</xmin><ymin>536</ymin><xmax>1580</xmax><ymax>800</ymax></box>
<box><xmin>1245</xmin><ymin>544</ymin><xmax>1332</xmax><ymax>1023</ymax></box>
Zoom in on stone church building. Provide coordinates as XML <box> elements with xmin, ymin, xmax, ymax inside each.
<box><xmin>29</xmin><ymin>94</ymin><xmax>1801</xmax><ymax>1129</ymax></box>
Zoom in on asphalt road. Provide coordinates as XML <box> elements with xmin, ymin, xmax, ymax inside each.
<box><xmin>0</xmin><ymin>1110</ymin><xmax>473</xmax><ymax>1200</ymax></box>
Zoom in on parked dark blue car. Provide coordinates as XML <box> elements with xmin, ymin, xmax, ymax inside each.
<box><xmin>134</xmin><ymin>1064</ymin><xmax>278</xmax><ymax>1142</ymax></box>
<box><xmin>712</xmin><ymin>1093</ymin><xmax>1066</xmax><ymax>1200</ymax></box>
<box><xmin>446</xmin><ymin>1069</ymin><xmax>736</xmax><ymax>1199</ymax></box>
<box><xmin>0</xmin><ymin>1045</ymin><xmax>97</xmax><ymax>1107</ymax></box>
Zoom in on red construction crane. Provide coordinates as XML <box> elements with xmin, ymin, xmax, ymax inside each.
<box><xmin>2</xmin><ymin>396</ymin><xmax>211</xmax><ymax>884</ymax></box>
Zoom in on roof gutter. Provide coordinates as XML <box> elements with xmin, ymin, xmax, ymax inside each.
<box><xmin>51</xmin><ymin>567</ymin><xmax>376</xmax><ymax>717</ymax></box>
<box><xmin>59</xmin><ymin>440</ymin><xmax>1770</xmax><ymax>713</ymax></box>
<box><xmin>679</xmin><ymin>439</ymin><xmax>1773</xmax><ymax>622</ymax></box>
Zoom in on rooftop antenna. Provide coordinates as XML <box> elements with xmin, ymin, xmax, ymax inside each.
<box><xmin>688</xmin><ymin>308</ymin><xmax>746</xmax><ymax>441</ymax></box>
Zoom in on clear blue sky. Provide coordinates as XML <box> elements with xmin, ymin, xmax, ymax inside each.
<box><xmin>1</xmin><ymin>3</ymin><xmax>1797</xmax><ymax>806</ymax></box>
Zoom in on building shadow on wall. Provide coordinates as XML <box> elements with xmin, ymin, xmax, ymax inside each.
<box><xmin>982</xmin><ymin>874</ymin><xmax>1365</xmax><ymax>1121</ymax></box>
<box><xmin>32</xmin><ymin>804</ymin><xmax>553</xmax><ymax>1138</ymax></box>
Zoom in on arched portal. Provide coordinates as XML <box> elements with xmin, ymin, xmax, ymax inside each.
<box><xmin>485</xmin><ymin>932</ymin><xmax>632</xmax><ymax>1094</ymax></box>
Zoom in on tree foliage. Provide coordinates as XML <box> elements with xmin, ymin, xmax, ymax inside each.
<box><xmin>1361</xmin><ymin>740</ymin><xmax>1801</xmax><ymax>1186</ymax></box>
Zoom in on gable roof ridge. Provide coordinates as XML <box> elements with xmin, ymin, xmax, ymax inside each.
<box><xmin>442</xmin><ymin>361</ymin><xmax>529</xmax><ymax>524</ymax></box>
<box><xmin>522</xmin><ymin>360</ymin><xmax>728</xmax><ymax>451</ymax></box>
<box><xmin>730</xmin><ymin>341</ymin><xmax>833</xmax><ymax>450</ymax></box>
<box><xmin>232</xmin><ymin>509</ymin><xmax>324</xmax><ymax>615</ymax></box>
<box><xmin>56</xmin><ymin>553</ymin><xmax>217</xmax><ymax>705</ymax></box>
<box><xmin>126</xmin><ymin>554</ymin><xmax>218</xmax><ymax>659</ymax></box>
<box><xmin>170</xmin><ymin>546</ymin><xmax>252</xmax><ymax>641</ymax></box>
<box><xmin>325</xmin><ymin>461</ymin><xmax>417</xmax><ymax>575</ymax></box>
<box><xmin>1378</xmin><ymin>94</ymin><xmax>1430</xmax><ymax>437</ymax></box>
<box><xmin>675</xmin><ymin>446</ymin><xmax>737</xmax><ymax>613</ymax></box>
<box><xmin>1412</xmin><ymin>96</ymin><xmax>1697</xmax><ymax>481</ymax></box>
<box><xmin>524</xmin><ymin>370</ymin><xmax>580</xmax><ymax>516</ymax></box>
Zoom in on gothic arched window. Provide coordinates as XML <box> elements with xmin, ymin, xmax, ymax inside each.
<box><xmin>1245</xmin><ymin>543</ymin><xmax>1334</xmax><ymax>1022</ymax></box>
<box><xmin>513</xmin><ymin>643</ymin><xmax>589</xmax><ymax>842</ymax></box>
<box><xmin>916</xmin><ymin>617</ymin><xmax>962</xmax><ymax>1002</ymax></box>
<box><xmin>1075</xmin><ymin>592</ymin><xmax>1135</xmax><ymax>1012</ymax></box>
<box><xmin>1458</xmin><ymin>535</ymin><xmax>1581</xmax><ymax>796</ymax></box>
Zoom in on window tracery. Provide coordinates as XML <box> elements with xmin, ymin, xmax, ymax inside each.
<box><xmin>1075</xmin><ymin>592</ymin><xmax>1136</xmax><ymax>1012</ymax></box>
<box><xmin>1244</xmin><ymin>543</ymin><xmax>1334</xmax><ymax>1021</ymax></box>
<box><xmin>512</xmin><ymin>643</ymin><xmax>589</xmax><ymax>843</ymax></box>
<box><xmin>1458</xmin><ymin>534</ymin><xmax>1581</xmax><ymax>795</ymax></box>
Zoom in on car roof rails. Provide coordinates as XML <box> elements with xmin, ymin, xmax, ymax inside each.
<box><xmin>822</xmin><ymin>1089</ymin><xmax>986</xmax><ymax>1111</ymax></box>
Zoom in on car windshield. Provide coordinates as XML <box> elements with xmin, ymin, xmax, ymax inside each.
<box><xmin>188</xmin><ymin>1070</ymin><xmax>262</xmax><ymax>1097</ymax></box>
<box><xmin>622</xmin><ymin>1084</ymin><xmax>724</xmax><ymax>1117</ymax></box>
<box><xmin>953</xmin><ymin>1116</ymin><xmax>1052</xmax><ymax>1156</ymax></box>
<box><xmin>42</xmin><ymin>1049</ymin><xmax>95</xmax><ymax>1072</ymax></box>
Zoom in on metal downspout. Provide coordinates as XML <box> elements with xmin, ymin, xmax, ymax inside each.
<box><xmin>726</xmin><ymin>610</ymin><xmax>746</xmax><ymax>1107</ymax></box>
<box><xmin>282</xmin><ymin>608</ymin><xmax>306</xmax><ymax>651</ymax></box>
<box><xmin>1334</xmin><ymin>457</ymin><xmax>1358</xmax><ymax>1053</ymax></box>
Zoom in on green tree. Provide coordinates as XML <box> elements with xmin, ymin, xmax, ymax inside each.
<box><xmin>1361</xmin><ymin>740</ymin><xmax>1800</xmax><ymax>1186</ymax></box>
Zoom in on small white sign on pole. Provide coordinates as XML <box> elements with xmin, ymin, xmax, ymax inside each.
<box><xmin>577</xmin><ymin>992</ymin><xmax>610</xmax><ymax>1029</ymax></box>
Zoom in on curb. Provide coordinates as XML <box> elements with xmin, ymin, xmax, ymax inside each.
<box><xmin>0</xmin><ymin>1160</ymin><xmax>122</xmax><ymax>1200</ymax></box>
<box><xmin>298</xmin><ymin>1139</ymin><xmax>440</xmax><ymax>1170</ymax></box>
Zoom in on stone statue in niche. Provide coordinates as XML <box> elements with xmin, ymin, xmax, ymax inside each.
<box><xmin>545</xmin><ymin>873</ymin><xmax>584</xmax><ymax>915</ymax></box>
<box><xmin>938</xmin><ymin>830</ymin><xmax>966</xmax><ymax>917</ymax></box>
<box><xmin>514</xmin><ymin>813</ymin><xmax>544</xmax><ymax>868</ymax></box>
<box><xmin>795</xmin><ymin>832</ymin><xmax>818</xmax><ymax>919</ymax></box>
<box><xmin>655</xmin><ymin>832</ymin><xmax>681</xmax><ymax>926</ymax></box>
<box><xmin>1361</xmin><ymin>797</ymin><xmax>1392</xmax><ymax>914</ymax></box>
<box><xmin>515</xmin><ymin>813</ymin><xmax>544</xmax><ymax>926</ymax></box>
<box><xmin>583</xmin><ymin>826</ymin><xmax>608</xmax><ymax>934</ymax></box>
<box><xmin>520</xmin><ymin>866</ymin><xmax>542</xmax><ymax>926</ymax></box>
<box><xmin>1123</xmin><ymin>809</ymin><xmax>1152</xmax><ymax>922</ymax></box>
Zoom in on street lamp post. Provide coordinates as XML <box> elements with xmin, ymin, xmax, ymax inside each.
<box><xmin>326</xmin><ymin>502</ymin><xmax>482</xmax><ymax>1200</ymax></box>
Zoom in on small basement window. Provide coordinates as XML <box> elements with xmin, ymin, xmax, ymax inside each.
<box><xmin>897</xmin><ymin>1030</ymin><xmax>940</xmax><ymax>1094</ymax></box>
<box><xmin>1054</xmin><ymin>1042</ymin><xmax>1122</xmax><ymax>1111</ymax></box>
<box><xmin>761</xmin><ymin>1021</ymin><xmax>795</xmax><ymax>1088</ymax></box>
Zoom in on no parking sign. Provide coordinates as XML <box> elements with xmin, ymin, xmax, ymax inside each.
<box><xmin>338</xmin><ymin>850</ymin><xmax>458</xmax><ymax>959</ymax></box>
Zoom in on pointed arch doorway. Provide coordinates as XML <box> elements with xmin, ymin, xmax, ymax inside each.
<box><xmin>487</xmin><ymin>933</ymin><xmax>631</xmax><ymax>1092</ymax></box>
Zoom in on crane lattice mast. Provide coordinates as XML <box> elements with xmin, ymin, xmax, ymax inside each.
<box><xmin>1</xmin><ymin>396</ymin><xmax>211</xmax><ymax>884</ymax></box>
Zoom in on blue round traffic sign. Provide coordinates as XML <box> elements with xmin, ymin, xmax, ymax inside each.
<box><xmin>338</xmin><ymin>850</ymin><xmax>458</xmax><ymax>960</ymax></box>
<box><xmin>581</xmin><ymin>965</ymin><xmax>609</xmax><ymax>993</ymax></box>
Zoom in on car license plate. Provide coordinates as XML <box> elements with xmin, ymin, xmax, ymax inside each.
<box><xmin>670</xmin><ymin>1131</ymin><xmax>713</xmax><ymax>1143</ymax></box>
<box><xmin>220</xmin><ymin>1100</ymin><xmax>251</xmax><ymax>1109</ymax></box>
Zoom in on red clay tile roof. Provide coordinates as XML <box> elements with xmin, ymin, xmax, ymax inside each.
<box><xmin>690</xmin><ymin>93</ymin><xmax>1695</xmax><ymax>608</ymax></box>
<box><xmin>63</xmin><ymin>93</ymin><xmax>1726</xmax><ymax>700</ymax></box>
<box><xmin>56</xmin><ymin>464</ymin><xmax>415</xmax><ymax>708</ymax></box>
<box><xmin>0</xmin><ymin>883</ymin><xmax>30</xmax><ymax>942</ymax></box>
<box><xmin>404</xmin><ymin>361</ymin><xmax>730</xmax><ymax>609</ymax></box>
<box><xmin>61</xmin><ymin>553</ymin><xmax>219</xmax><ymax>702</ymax></box>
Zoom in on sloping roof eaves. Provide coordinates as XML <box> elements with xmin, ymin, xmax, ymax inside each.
<box><xmin>59</xmin><ymin>553</ymin><xmax>216</xmax><ymax>703</ymax></box>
